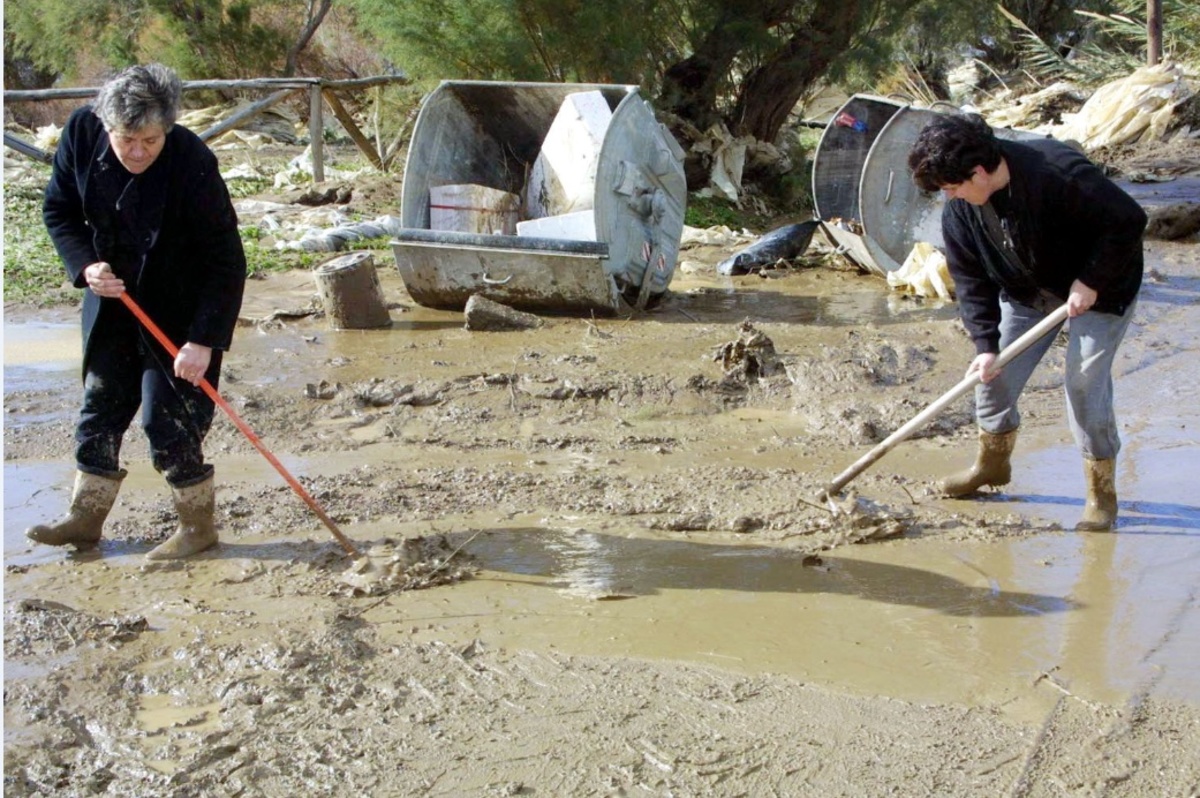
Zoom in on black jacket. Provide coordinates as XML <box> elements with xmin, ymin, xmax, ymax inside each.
<box><xmin>44</xmin><ymin>106</ymin><xmax>247</xmax><ymax>375</ymax></box>
<box><xmin>940</xmin><ymin>137</ymin><xmax>1146</xmax><ymax>355</ymax></box>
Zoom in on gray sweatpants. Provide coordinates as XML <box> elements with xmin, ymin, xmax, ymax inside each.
<box><xmin>976</xmin><ymin>293</ymin><xmax>1136</xmax><ymax>460</ymax></box>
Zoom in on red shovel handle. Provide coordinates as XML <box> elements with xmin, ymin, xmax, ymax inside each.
<box><xmin>119</xmin><ymin>292</ymin><xmax>362</xmax><ymax>559</ymax></box>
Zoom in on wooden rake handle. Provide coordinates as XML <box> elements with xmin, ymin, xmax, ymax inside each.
<box><xmin>819</xmin><ymin>303</ymin><xmax>1070</xmax><ymax>498</ymax></box>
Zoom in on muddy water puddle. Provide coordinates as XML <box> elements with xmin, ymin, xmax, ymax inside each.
<box><xmin>135</xmin><ymin>694</ymin><xmax>222</xmax><ymax>774</ymax></box>
<box><xmin>2</xmin><ymin>321</ymin><xmax>78</xmax><ymax>370</ymax></box>
<box><xmin>362</xmin><ymin>514</ymin><xmax>1196</xmax><ymax>721</ymax></box>
<box><xmin>1117</xmin><ymin>175</ymin><xmax>1200</xmax><ymax>207</ymax></box>
<box><xmin>669</xmin><ymin>272</ymin><xmax>958</xmax><ymax>327</ymax></box>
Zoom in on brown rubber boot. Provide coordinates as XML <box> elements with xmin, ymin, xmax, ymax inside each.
<box><xmin>146</xmin><ymin>475</ymin><xmax>218</xmax><ymax>560</ymax></box>
<box><xmin>938</xmin><ymin>429</ymin><xmax>1018</xmax><ymax>497</ymax></box>
<box><xmin>1076</xmin><ymin>458</ymin><xmax>1118</xmax><ymax>532</ymax></box>
<box><xmin>26</xmin><ymin>470</ymin><xmax>125</xmax><ymax>548</ymax></box>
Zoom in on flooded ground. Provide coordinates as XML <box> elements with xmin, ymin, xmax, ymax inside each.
<box><xmin>5</xmin><ymin>205</ymin><xmax>1200</xmax><ymax>793</ymax></box>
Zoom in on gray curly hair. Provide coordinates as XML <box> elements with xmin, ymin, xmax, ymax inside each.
<box><xmin>93</xmin><ymin>63</ymin><xmax>183</xmax><ymax>133</ymax></box>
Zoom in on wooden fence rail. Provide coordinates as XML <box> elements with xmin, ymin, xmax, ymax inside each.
<box><xmin>3</xmin><ymin>74</ymin><xmax>411</xmax><ymax>181</ymax></box>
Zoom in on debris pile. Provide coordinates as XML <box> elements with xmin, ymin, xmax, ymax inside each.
<box><xmin>713</xmin><ymin>321</ymin><xmax>784</xmax><ymax>383</ymax></box>
<box><xmin>337</xmin><ymin>535</ymin><xmax>477</xmax><ymax>597</ymax></box>
<box><xmin>1053</xmin><ymin>63</ymin><xmax>1195</xmax><ymax>148</ymax></box>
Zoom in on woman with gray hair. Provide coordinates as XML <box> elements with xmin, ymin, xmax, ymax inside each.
<box><xmin>30</xmin><ymin>63</ymin><xmax>247</xmax><ymax>559</ymax></box>
<box><xmin>92</xmin><ymin>62</ymin><xmax>182</xmax><ymax>169</ymax></box>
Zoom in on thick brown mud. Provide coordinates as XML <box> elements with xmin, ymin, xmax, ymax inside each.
<box><xmin>5</xmin><ymin>215</ymin><xmax>1200</xmax><ymax>795</ymax></box>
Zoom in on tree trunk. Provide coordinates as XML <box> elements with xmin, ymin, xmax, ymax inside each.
<box><xmin>1147</xmin><ymin>0</ymin><xmax>1163</xmax><ymax>65</ymax></box>
<box><xmin>659</xmin><ymin>1</ymin><xmax>794</xmax><ymax>131</ymax></box>
<box><xmin>659</xmin><ymin>17</ymin><xmax>757</xmax><ymax>129</ymax></box>
<box><xmin>313</xmin><ymin>252</ymin><xmax>392</xmax><ymax>329</ymax></box>
<box><xmin>732</xmin><ymin>0</ymin><xmax>925</xmax><ymax>143</ymax></box>
<box><xmin>284</xmin><ymin>0</ymin><xmax>333</xmax><ymax>77</ymax></box>
<box><xmin>732</xmin><ymin>1</ymin><xmax>869</xmax><ymax>143</ymax></box>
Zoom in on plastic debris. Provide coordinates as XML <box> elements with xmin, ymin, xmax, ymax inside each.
<box><xmin>716</xmin><ymin>221</ymin><xmax>820</xmax><ymax>276</ymax></box>
<box><xmin>679</xmin><ymin>225</ymin><xmax>756</xmax><ymax>249</ymax></box>
<box><xmin>834</xmin><ymin>111</ymin><xmax>868</xmax><ymax>133</ymax></box>
<box><xmin>278</xmin><ymin>215</ymin><xmax>407</xmax><ymax>252</ymax></box>
<box><xmin>1053</xmin><ymin>63</ymin><xmax>1194</xmax><ymax>149</ymax></box>
<box><xmin>887</xmin><ymin>242</ymin><xmax>955</xmax><ymax>299</ymax></box>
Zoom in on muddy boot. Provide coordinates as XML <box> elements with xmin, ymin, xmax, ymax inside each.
<box><xmin>26</xmin><ymin>469</ymin><xmax>125</xmax><ymax>548</ymax></box>
<box><xmin>146</xmin><ymin>476</ymin><xmax>218</xmax><ymax>560</ymax></box>
<box><xmin>1076</xmin><ymin>458</ymin><xmax>1118</xmax><ymax>532</ymax></box>
<box><xmin>938</xmin><ymin>429</ymin><xmax>1018</xmax><ymax>497</ymax></box>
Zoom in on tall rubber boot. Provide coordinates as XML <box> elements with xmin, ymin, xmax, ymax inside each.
<box><xmin>1076</xmin><ymin>458</ymin><xmax>1118</xmax><ymax>532</ymax></box>
<box><xmin>26</xmin><ymin>469</ymin><xmax>125</xmax><ymax>548</ymax></box>
<box><xmin>146</xmin><ymin>475</ymin><xmax>218</xmax><ymax>560</ymax></box>
<box><xmin>938</xmin><ymin>429</ymin><xmax>1018</xmax><ymax>497</ymax></box>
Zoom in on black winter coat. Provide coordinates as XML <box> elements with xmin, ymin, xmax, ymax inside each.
<box><xmin>44</xmin><ymin>106</ymin><xmax>247</xmax><ymax>376</ymax></box>
<box><xmin>940</xmin><ymin>137</ymin><xmax>1146</xmax><ymax>355</ymax></box>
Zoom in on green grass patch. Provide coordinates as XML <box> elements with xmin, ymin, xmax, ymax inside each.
<box><xmin>684</xmin><ymin>193</ymin><xmax>785</xmax><ymax>233</ymax></box>
<box><xmin>686</xmin><ymin>193</ymin><xmax>768</xmax><ymax>230</ymax></box>
<box><xmin>3</xmin><ymin>173</ymin><xmax>81</xmax><ymax>307</ymax></box>
<box><xmin>685</xmin><ymin>194</ymin><xmax>748</xmax><ymax>230</ymax></box>
<box><xmin>225</xmin><ymin>176</ymin><xmax>275</xmax><ymax>200</ymax></box>
<box><xmin>241</xmin><ymin>230</ymin><xmax>324</xmax><ymax>277</ymax></box>
<box><xmin>346</xmin><ymin>236</ymin><xmax>393</xmax><ymax>252</ymax></box>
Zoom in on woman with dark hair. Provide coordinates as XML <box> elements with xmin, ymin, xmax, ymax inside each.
<box><xmin>28</xmin><ymin>63</ymin><xmax>247</xmax><ymax>559</ymax></box>
<box><xmin>907</xmin><ymin>113</ymin><xmax>1146</xmax><ymax>531</ymax></box>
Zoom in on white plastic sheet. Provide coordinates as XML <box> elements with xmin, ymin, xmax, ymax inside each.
<box><xmin>1054</xmin><ymin>63</ymin><xmax>1193</xmax><ymax>148</ymax></box>
<box><xmin>887</xmin><ymin>242</ymin><xmax>955</xmax><ymax>299</ymax></box>
<box><xmin>33</xmin><ymin>124</ymin><xmax>61</xmax><ymax>152</ymax></box>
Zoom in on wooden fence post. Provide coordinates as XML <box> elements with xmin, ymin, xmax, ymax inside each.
<box><xmin>309</xmin><ymin>83</ymin><xmax>325</xmax><ymax>183</ymax></box>
<box><xmin>321</xmin><ymin>88</ymin><xmax>385</xmax><ymax>170</ymax></box>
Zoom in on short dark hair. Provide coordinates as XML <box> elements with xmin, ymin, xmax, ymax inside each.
<box><xmin>907</xmin><ymin>113</ymin><xmax>1002</xmax><ymax>192</ymax></box>
<box><xmin>93</xmin><ymin>63</ymin><xmax>183</xmax><ymax>134</ymax></box>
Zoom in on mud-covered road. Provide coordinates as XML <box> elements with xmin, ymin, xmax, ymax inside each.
<box><xmin>5</xmin><ymin>171</ymin><xmax>1200</xmax><ymax>795</ymax></box>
